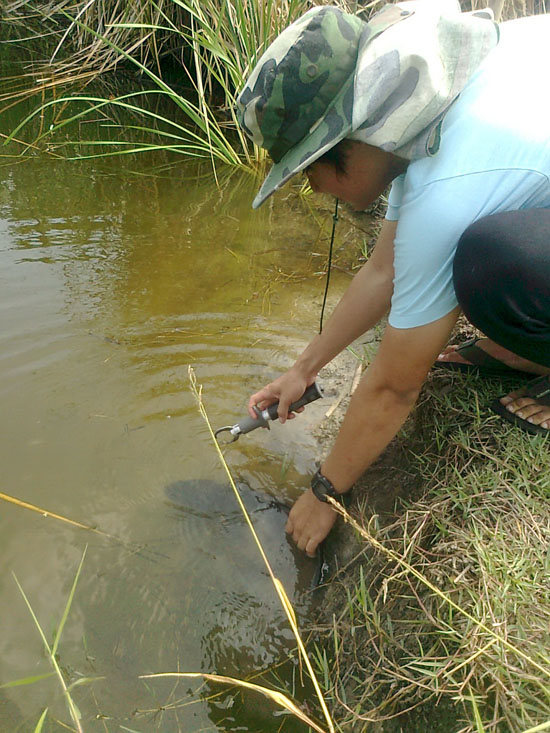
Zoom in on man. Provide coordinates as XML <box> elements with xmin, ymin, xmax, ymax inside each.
<box><xmin>236</xmin><ymin>1</ymin><xmax>550</xmax><ymax>556</ymax></box>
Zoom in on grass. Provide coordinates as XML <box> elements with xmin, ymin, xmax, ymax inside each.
<box><xmin>2</xmin><ymin>0</ymin><xmax>546</xmax><ymax>171</ymax></box>
<box><xmin>9</xmin><ymin>548</ymin><xmax>92</xmax><ymax>733</ymax></box>
<box><xmin>2</xmin><ymin>0</ymin><xmax>189</xmax><ymax>75</ymax></box>
<box><xmin>315</xmin><ymin>367</ymin><xmax>550</xmax><ymax>731</ymax></box>
<box><xmin>0</xmin><ymin>0</ymin><xmax>321</xmax><ymax>169</ymax></box>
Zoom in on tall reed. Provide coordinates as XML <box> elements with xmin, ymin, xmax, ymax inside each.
<box><xmin>1</xmin><ymin>0</ymin><xmax>322</xmax><ymax>170</ymax></box>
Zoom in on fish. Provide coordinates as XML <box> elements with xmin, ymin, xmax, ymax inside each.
<box><xmin>164</xmin><ymin>478</ymin><xmax>324</xmax><ymax>589</ymax></box>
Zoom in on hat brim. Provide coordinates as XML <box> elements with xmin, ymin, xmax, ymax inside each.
<box><xmin>252</xmin><ymin>74</ymin><xmax>355</xmax><ymax>209</ymax></box>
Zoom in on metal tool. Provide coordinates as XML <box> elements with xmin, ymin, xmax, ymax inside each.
<box><xmin>215</xmin><ymin>382</ymin><xmax>324</xmax><ymax>444</ymax></box>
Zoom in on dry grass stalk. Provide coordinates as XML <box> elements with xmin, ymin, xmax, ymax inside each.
<box><xmin>188</xmin><ymin>366</ymin><xmax>336</xmax><ymax>732</ymax></box>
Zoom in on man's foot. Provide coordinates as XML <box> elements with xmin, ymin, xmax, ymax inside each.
<box><xmin>492</xmin><ymin>375</ymin><xmax>550</xmax><ymax>434</ymax></box>
<box><xmin>438</xmin><ymin>338</ymin><xmax>550</xmax><ymax>434</ymax></box>
<box><xmin>437</xmin><ymin>338</ymin><xmax>549</xmax><ymax>377</ymax></box>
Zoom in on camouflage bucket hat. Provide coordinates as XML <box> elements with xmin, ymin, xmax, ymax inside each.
<box><xmin>237</xmin><ymin>6</ymin><xmax>368</xmax><ymax>209</ymax></box>
<box><xmin>237</xmin><ymin>1</ymin><xmax>498</xmax><ymax>209</ymax></box>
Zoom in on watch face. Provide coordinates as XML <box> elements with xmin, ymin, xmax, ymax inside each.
<box><xmin>312</xmin><ymin>472</ymin><xmax>337</xmax><ymax>503</ymax></box>
<box><xmin>312</xmin><ymin>484</ymin><xmax>329</xmax><ymax>502</ymax></box>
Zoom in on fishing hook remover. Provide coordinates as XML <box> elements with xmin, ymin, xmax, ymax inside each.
<box><xmin>214</xmin><ymin>382</ymin><xmax>324</xmax><ymax>444</ymax></box>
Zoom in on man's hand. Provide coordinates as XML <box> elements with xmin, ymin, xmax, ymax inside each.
<box><xmin>248</xmin><ymin>367</ymin><xmax>315</xmax><ymax>423</ymax></box>
<box><xmin>285</xmin><ymin>489</ymin><xmax>339</xmax><ymax>557</ymax></box>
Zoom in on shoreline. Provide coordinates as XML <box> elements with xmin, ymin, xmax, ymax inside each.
<box><xmin>310</xmin><ymin>329</ymin><xmax>550</xmax><ymax>731</ymax></box>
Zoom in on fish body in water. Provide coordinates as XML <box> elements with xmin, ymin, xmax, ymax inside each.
<box><xmin>164</xmin><ymin>478</ymin><xmax>319</xmax><ymax>588</ymax></box>
<box><xmin>164</xmin><ymin>479</ymin><xmax>323</xmax><ymax>671</ymax></box>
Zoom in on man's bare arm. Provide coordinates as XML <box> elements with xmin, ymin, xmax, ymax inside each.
<box><xmin>286</xmin><ymin>306</ymin><xmax>461</xmax><ymax>555</ymax></box>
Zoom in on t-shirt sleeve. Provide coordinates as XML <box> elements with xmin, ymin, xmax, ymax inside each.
<box><xmin>388</xmin><ymin>177</ymin><xmax>485</xmax><ymax>329</ymax></box>
<box><xmin>387</xmin><ymin>168</ymin><xmax>549</xmax><ymax>329</ymax></box>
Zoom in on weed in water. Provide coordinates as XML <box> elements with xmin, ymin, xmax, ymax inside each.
<box><xmin>11</xmin><ymin>548</ymin><xmax>95</xmax><ymax>733</ymax></box>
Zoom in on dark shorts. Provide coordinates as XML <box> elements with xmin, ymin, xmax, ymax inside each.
<box><xmin>453</xmin><ymin>208</ymin><xmax>550</xmax><ymax>368</ymax></box>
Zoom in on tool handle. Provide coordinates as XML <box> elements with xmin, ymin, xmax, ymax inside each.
<box><xmin>234</xmin><ymin>382</ymin><xmax>324</xmax><ymax>435</ymax></box>
<box><xmin>266</xmin><ymin>381</ymin><xmax>324</xmax><ymax>421</ymax></box>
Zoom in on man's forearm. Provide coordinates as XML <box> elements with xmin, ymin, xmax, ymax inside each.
<box><xmin>286</xmin><ymin>312</ymin><xmax>459</xmax><ymax>556</ymax></box>
<box><xmin>320</xmin><ymin>372</ymin><xmax>419</xmax><ymax>493</ymax></box>
<box><xmin>319</xmin><ymin>310</ymin><xmax>460</xmax><ymax>493</ymax></box>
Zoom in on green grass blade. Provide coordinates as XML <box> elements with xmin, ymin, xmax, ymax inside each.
<box><xmin>12</xmin><ymin>574</ymin><xmax>54</xmax><ymax>656</ymax></box>
<box><xmin>106</xmin><ymin>22</ymin><xmax>173</xmax><ymax>31</ymax></box>
<box><xmin>12</xmin><ymin>547</ymin><xmax>88</xmax><ymax>733</ymax></box>
<box><xmin>51</xmin><ymin>545</ymin><xmax>87</xmax><ymax>657</ymax></box>
<box><xmin>0</xmin><ymin>672</ymin><xmax>56</xmax><ymax>689</ymax></box>
<box><xmin>67</xmin><ymin>676</ymin><xmax>106</xmax><ymax>691</ymax></box>
<box><xmin>469</xmin><ymin>688</ymin><xmax>486</xmax><ymax>733</ymax></box>
<box><xmin>33</xmin><ymin>708</ymin><xmax>48</xmax><ymax>733</ymax></box>
<box><xmin>522</xmin><ymin>722</ymin><xmax>550</xmax><ymax>733</ymax></box>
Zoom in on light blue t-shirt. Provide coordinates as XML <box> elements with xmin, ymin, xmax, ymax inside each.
<box><xmin>386</xmin><ymin>15</ymin><xmax>550</xmax><ymax>330</ymax></box>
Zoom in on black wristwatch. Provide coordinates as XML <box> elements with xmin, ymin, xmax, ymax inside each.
<box><xmin>311</xmin><ymin>468</ymin><xmax>344</xmax><ymax>504</ymax></box>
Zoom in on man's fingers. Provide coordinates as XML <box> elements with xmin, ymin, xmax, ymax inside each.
<box><xmin>305</xmin><ymin>538</ymin><xmax>318</xmax><ymax>558</ymax></box>
<box><xmin>285</xmin><ymin>490</ymin><xmax>337</xmax><ymax>557</ymax></box>
<box><xmin>247</xmin><ymin>388</ymin><xmax>278</xmax><ymax>418</ymax></box>
<box><xmin>247</xmin><ymin>390</ymin><xmax>274</xmax><ymax>408</ymax></box>
<box><xmin>295</xmin><ymin>532</ymin><xmax>318</xmax><ymax>557</ymax></box>
<box><xmin>277</xmin><ymin>397</ymin><xmax>291</xmax><ymax>423</ymax></box>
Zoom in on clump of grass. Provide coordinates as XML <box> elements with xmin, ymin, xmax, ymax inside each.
<box><xmin>2</xmin><ymin>0</ymin><xmax>188</xmax><ymax>75</ymax></box>
<box><xmin>317</xmin><ymin>370</ymin><xmax>550</xmax><ymax>731</ymax></box>
<box><xmin>1</xmin><ymin>0</ymin><xmax>324</xmax><ymax>168</ymax></box>
<box><xmin>2</xmin><ymin>1</ymin><xmax>400</xmax><ymax>169</ymax></box>
<box><xmin>9</xmin><ymin>548</ymin><xmax>97</xmax><ymax>733</ymax></box>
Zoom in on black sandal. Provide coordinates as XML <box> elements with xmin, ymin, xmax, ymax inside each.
<box><xmin>491</xmin><ymin>375</ymin><xmax>550</xmax><ymax>435</ymax></box>
<box><xmin>435</xmin><ymin>337</ymin><xmax>534</xmax><ymax>378</ymax></box>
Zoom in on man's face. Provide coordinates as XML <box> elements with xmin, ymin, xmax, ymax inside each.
<box><xmin>305</xmin><ymin>141</ymin><xmax>405</xmax><ymax>210</ymax></box>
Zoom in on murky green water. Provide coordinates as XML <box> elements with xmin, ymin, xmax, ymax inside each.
<box><xmin>0</xmin><ymin>119</ymin><xmax>356</xmax><ymax>729</ymax></box>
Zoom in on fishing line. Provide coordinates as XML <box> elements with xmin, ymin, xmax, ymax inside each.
<box><xmin>319</xmin><ymin>197</ymin><xmax>338</xmax><ymax>334</ymax></box>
